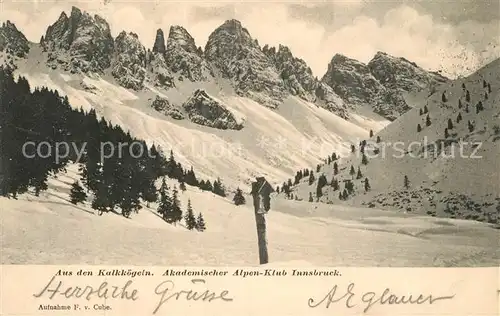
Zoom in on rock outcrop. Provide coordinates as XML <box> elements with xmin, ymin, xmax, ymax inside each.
<box><xmin>150</xmin><ymin>95</ymin><xmax>185</xmax><ymax>120</ymax></box>
<box><xmin>146</xmin><ymin>29</ymin><xmax>175</xmax><ymax>89</ymax></box>
<box><xmin>182</xmin><ymin>89</ymin><xmax>244</xmax><ymax>130</ymax></box>
<box><xmin>165</xmin><ymin>26</ymin><xmax>212</xmax><ymax>82</ymax></box>
<box><xmin>0</xmin><ymin>21</ymin><xmax>30</xmax><ymax>58</ymax></box>
<box><xmin>204</xmin><ymin>19</ymin><xmax>287</xmax><ymax>108</ymax></box>
<box><xmin>111</xmin><ymin>31</ymin><xmax>147</xmax><ymax>90</ymax></box>
<box><xmin>264</xmin><ymin>44</ymin><xmax>348</xmax><ymax>119</ymax></box>
<box><xmin>41</xmin><ymin>6</ymin><xmax>114</xmax><ymax>74</ymax></box>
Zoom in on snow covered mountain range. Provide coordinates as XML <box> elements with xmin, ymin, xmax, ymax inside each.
<box><xmin>0</xmin><ymin>5</ymin><xmax>498</xmax><ymax>264</ymax></box>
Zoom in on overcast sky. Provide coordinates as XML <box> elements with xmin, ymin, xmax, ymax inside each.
<box><xmin>1</xmin><ymin>0</ymin><xmax>498</xmax><ymax>78</ymax></box>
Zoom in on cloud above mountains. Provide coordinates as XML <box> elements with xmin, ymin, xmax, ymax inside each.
<box><xmin>1</xmin><ymin>0</ymin><xmax>498</xmax><ymax>78</ymax></box>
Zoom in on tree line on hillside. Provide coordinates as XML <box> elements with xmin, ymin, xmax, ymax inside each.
<box><xmin>0</xmin><ymin>67</ymin><xmax>224</xmax><ymax>226</ymax></box>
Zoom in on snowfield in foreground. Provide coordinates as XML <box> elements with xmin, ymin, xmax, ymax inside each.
<box><xmin>1</xmin><ymin>167</ymin><xmax>498</xmax><ymax>266</ymax></box>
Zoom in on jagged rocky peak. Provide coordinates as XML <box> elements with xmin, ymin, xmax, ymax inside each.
<box><xmin>368</xmin><ymin>51</ymin><xmax>448</xmax><ymax>91</ymax></box>
<box><xmin>152</xmin><ymin>28</ymin><xmax>166</xmax><ymax>54</ymax></box>
<box><xmin>205</xmin><ymin>19</ymin><xmax>287</xmax><ymax>108</ymax></box>
<box><xmin>321</xmin><ymin>53</ymin><xmax>385</xmax><ymax>105</ymax></box>
<box><xmin>0</xmin><ymin>20</ymin><xmax>30</xmax><ymax>58</ymax></box>
<box><xmin>182</xmin><ymin>89</ymin><xmax>244</xmax><ymax>130</ymax></box>
<box><xmin>263</xmin><ymin>44</ymin><xmax>348</xmax><ymax>118</ymax></box>
<box><xmin>164</xmin><ymin>25</ymin><xmax>212</xmax><ymax>82</ymax></box>
<box><xmin>111</xmin><ymin>31</ymin><xmax>147</xmax><ymax>90</ymax></box>
<box><xmin>42</xmin><ymin>6</ymin><xmax>114</xmax><ymax>73</ymax></box>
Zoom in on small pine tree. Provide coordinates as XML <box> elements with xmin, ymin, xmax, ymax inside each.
<box><xmin>466</xmin><ymin>90</ymin><xmax>470</xmax><ymax>102</ymax></box>
<box><xmin>487</xmin><ymin>83</ymin><xmax>491</xmax><ymax>93</ymax></box>
<box><xmin>458</xmin><ymin>99</ymin><xmax>462</xmax><ymax>108</ymax></box>
<box><xmin>447</xmin><ymin>118</ymin><xmax>453</xmax><ymax>129</ymax></box>
<box><xmin>376</xmin><ymin>136</ymin><xmax>381</xmax><ymax>143</ymax></box>
<box><xmin>465</xmin><ymin>104</ymin><xmax>469</xmax><ymax>113</ymax></box>
<box><xmin>351</xmin><ymin>144</ymin><xmax>356</xmax><ymax>153</ymax></box>
<box><xmin>483</xmin><ymin>79</ymin><xmax>487</xmax><ymax>88</ymax></box>
<box><xmin>342</xmin><ymin>189</ymin><xmax>349</xmax><ymax>200</ymax></box>
<box><xmin>364</xmin><ymin>178</ymin><xmax>371</xmax><ymax>192</ymax></box>
<box><xmin>485</xmin><ymin>92</ymin><xmax>488</xmax><ymax>100</ymax></box>
<box><xmin>196</xmin><ymin>213</ymin><xmax>206</xmax><ymax>232</ymax></box>
<box><xmin>331</xmin><ymin>178</ymin><xmax>339</xmax><ymax>191</ymax></box>
<box><xmin>179</xmin><ymin>180</ymin><xmax>187</xmax><ymax>192</ymax></box>
<box><xmin>184</xmin><ymin>199</ymin><xmax>197</xmax><ymax>230</ymax></box>
<box><xmin>468</xmin><ymin>120</ymin><xmax>474</xmax><ymax>132</ymax></box>
<box><xmin>333</xmin><ymin>162</ymin><xmax>339</xmax><ymax>175</ymax></box>
<box><xmin>419</xmin><ymin>108</ymin><xmax>423</xmax><ymax>115</ymax></box>
<box><xmin>424</xmin><ymin>105</ymin><xmax>429</xmax><ymax>113</ymax></box>
<box><xmin>456</xmin><ymin>112</ymin><xmax>462</xmax><ymax>123</ymax></box>
<box><xmin>308</xmin><ymin>172</ymin><xmax>315</xmax><ymax>185</ymax></box>
<box><xmin>442</xmin><ymin>91</ymin><xmax>447</xmax><ymax>102</ymax></box>
<box><xmin>69</xmin><ymin>181</ymin><xmax>87</xmax><ymax>205</ymax></box>
<box><xmin>369</xmin><ymin>129</ymin><xmax>374</xmax><ymax>137</ymax></box>
<box><xmin>462</xmin><ymin>82</ymin><xmax>466</xmax><ymax>90</ymax></box>
<box><xmin>426</xmin><ymin>114</ymin><xmax>431</xmax><ymax>126</ymax></box>
<box><xmin>417</xmin><ymin>124</ymin><xmax>422</xmax><ymax>132</ymax></box>
<box><xmin>361</xmin><ymin>153</ymin><xmax>368</xmax><ymax>165</ymax></box>
<box><xmin>276</xmin><ymin>186</ymin><xmax>280</xmax><ymax>194</ymax></box>
<box><xmin>445</xmin><ymin>128</ymin><xmax>449</xmax><ymax>138</ymax></box>
<box><xmin>404</xmin><ymin>175</ymin><xmax>410</xmax><ymax>189</ymax></box>
<box><xmin>349</xmin><ymin>165</ymin><xmax>355</xmax><ymax>178</ymax></box>
<box><xmin>233</xmin><ymin>188</ymin><xmax>246</xmax><ymax>206</ymax></box>
<box><xmin>356</xmin><ymin>167</ymin><xmax>363</xmax><ymax>179</ymax></box>
<box><xmin>308</xmin><ymin>192</ymin><xmax>313</xmax><ymax>202</ymax></box>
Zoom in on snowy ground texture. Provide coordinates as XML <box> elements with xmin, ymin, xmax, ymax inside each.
<box><xmin>1</xmin><ymin>165</ymin><xmax>498</xmax><ymax>266</ymax></box>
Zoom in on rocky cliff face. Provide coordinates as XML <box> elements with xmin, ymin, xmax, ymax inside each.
<box><xmin>264</xmin><ymin>44</ymin><xmax>348</xmax><ymax>119</ymax></box>
<box><xmin>147</xmin><ymin>29</ymin><xmax>175</xmax><ymax>89</ymax></box>
<box><xmin>41</xmin><ymin>6</ymin><xmax>114</xmax><ymax>74</ymax></box>
<box><xmin>112</xmin><ymin>31</ymin><xmax>147</xmax><ymax>90</ymax></box>
<box><xmin>150</xmin><ymin>95</ymin><xmax>185</xmax><ymax>120</ymax></box>
<box><xmin>182</xmin><ymin>89</ymin><xmax>244</xmax><ymax>130</ymax></box>
<box><xmin>204</xmin><ymin>19</ymin><xmax>287</xmax><ymax>108</ymax></box>
<box><xmin>165</xmin><ymin>26</ymin><xmax>212</xmax><ymax>82</ymax></box>
<box><xmin>0</xmin><ymin>21</ymin><xmax>30</xmax><ymax>58</ymax></box>
<box><xmin>322</xmin><ymin>53</ymin><xmax>449</xmax><ymax>120</ymax></box>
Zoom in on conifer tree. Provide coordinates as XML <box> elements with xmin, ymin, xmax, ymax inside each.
<box><xmin>404</xmin><ymin>175</ymin><xmax>410</xmax><ymax>189</ymax></box>
<box><xmin>276</xmin><ymin>186</ymin><xmax>280</xmax><ymax>194</ymax></box>
<box><xmin>447</xmin><ymin>118</ymin><xmax>453</xmax><ymax>129</ymax></box>
<box><xmin>445</xmin><ymin>128</ymin><xmax>449</xmax><ymax>138</ymax></box>
<box><xmin>468</xmin><ymin>120</ymin><xmax>474</xmax><ymax>132</ymax></box>
<box><xmin>376</xmin><ymin>136</ymin><xmax>381</xmax><ymax>143</ymax></box>
<box><xmin>462</xmin><ymin>82</ymin><xmax>466</xmax><ymax>90</ymax></box>
<box><xmin>456</xmin><ymin>112</ymin><xmax>462</xmax><ymax>123</ymax></box>
<box><xmin>316</xmin><ymin>164</ymin><xmax>321</xmax><ymax>173</ymax></box>
<box><xmin>70</xmin><ymin>181</ymin><xmax>87</xmax><ymax>205</ymax></box>
<box><xmin>351</xmin><ymin>144</ymin><xmax>356</xmax><ymax>153</ymax></box>
<box><xmin>356</xmin><ymin>167</ymin><xmax>363</xmax><ymax>179</ymax></box>
<box><xmin>487</xmin><ymin>83</ymin><xmax>491</xmax><ymax>93</ymax></box>
<box><xmin>426</xmin><ymin>114</ymin><xmax>431</xmax><ymax>126</ymax></box>
<box><xmin>342</xmin><ymin>189</ymin><xmax>349</xmax><ymax>200</ymax></box>
<box><xmin>369</xmin><ymin>129</ymin><xmax>374</xmax><ymax>137</ymax></box>
<box><xmin>466</xmin><ymin>90</ymin><xmax>470</xmax><ymax>102</ymax></box>
<box><xmin>233</xmin><ymin>188</ymin><xmax>246</xmax><ymax>206</ymax></box>
<box><xmin>196</xmin><ymin>213</ymin><xmax>206</xmax><ymax>232</ymax></box>
<box><xmin>333</xmin><ymin>162</ymin><xmax>339</xmax><ymax>175</ymax></box>
<box><xmin>157</xmin><ymin>178</ymin><xmax>172</xmax><ymax>220</ymax></box>
<box><xmin>169</xmin><ymin>186</ymin><xmax>183</xmax><ymax>224</ymax></box>
<box><xmin>184</xmin><ymin>199</ymin><xmax>197</xmax><ymax>230</ymax></box>
<box><xmin>308</xmin><ymin>172</ymin><xmax>315</xmax><ymax>185</ymax></box>
<box><xmin>338</xmin><ymin>191</ymin><xmax>343</xmax><ymax>200</ymax></box>
<box><xmin>419</xmin><ymin>108</ymin><xmax>423</xmax><ymax>115</ymax></box>
<box><xmin>309</xmin><ymin>192</ymin><xmax>313</xmax><ymax>202</ymax></box>
<box><xmin>483</xmin><ymin>79</ymin><xmax>487</xmax><ymax>88</ymax></box>
<box><xmin>364</xmin><ymin>178</ymin><xmax>371</xmax><ymax>192</ymax></box>
<box><xmin>485</xmin><ymin>92</ymin><xmax>488</xmax><ymax>100</ymax></box>
<box><xmin>361</xmin><ymin>153</ymin><xmax>368</xmax><ymax>165</ymax></box>
<box><xmin>179</xmin><ymin>179</ymin><xmax>187</xmax><ymax>192</ymax></box>
<box><xmin>442</xmin><ymin>92</ymin><xmax>447</xmax><ymax>102</ymax></box>
<box><xmin>331</xmin><ymin>153</ymin><xmax>337</xmax><ymax>161</ymax></box>
<box><xmin>349</xmin><ymin>165</ymin><xmax>355</xmax><ymax>178</ymax></box>
<box><xmin>458</xmin><ymin>99</ymin><xmax>462</xmax><ymax>108</ymax></box>
<box><xmin>331</xmin><ymin>178</ymin><xmax>339</xmax><ymax>191</ymax></box>
<box><xmin>424</xmin><ymin>105</ymin><xmax>428</xmax><ymax>113</ymax></box>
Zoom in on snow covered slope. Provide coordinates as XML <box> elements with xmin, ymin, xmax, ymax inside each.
<box><xmin>1</xmin><ymin>165</ymin><xmax>498</xmax><ymax>266</ymax></box>
<box><xmin>291</xmin><ymin>58</ymin><xmax>500</xmax><ymax>223</ymax></box>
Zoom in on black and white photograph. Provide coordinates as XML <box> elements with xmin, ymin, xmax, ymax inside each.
<box><xmin>0</xmin><ymin>0</ymin><xmax>498</xmax><ymax>266</ymax></box>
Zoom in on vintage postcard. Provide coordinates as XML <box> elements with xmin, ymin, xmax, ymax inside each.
<box><xmin>0</xmin><ymin>0</ymin><xmax>498</xmax><ymax>315</ymax></box>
